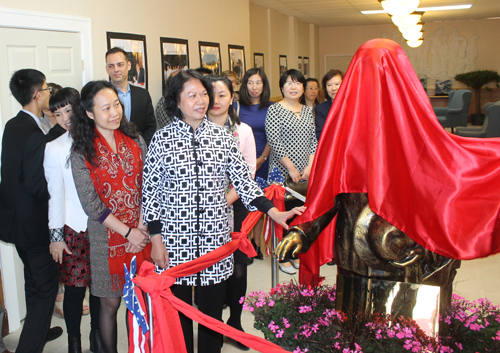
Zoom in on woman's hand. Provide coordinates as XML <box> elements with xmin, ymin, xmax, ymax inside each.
<box><xmin>127</xmin><ymin>228</ymin><xmax>149</xmax><ymax>250</ymax></box>
<box><xmin>50</xmin><ymin>241</ymin><xmax>72</xmax><ymax>264</ymax></box>
<box><xmin>267</xmin><ymin>206</ymin><xmax>306</xmax><ymax>229</ymax></box>
<box><xmin>125</xmin><ymin>243</ymin><xmax>143</xmax><ymax>253</ymax></box>
<box><xmin>288</xmin><ymin>167</ymin><xmax>301</xmax><ymax>183</ymax></box>
<box><xmin>256</xmin><ymin>156</ymin><xmax>266</xmax><ymax>170</ymax></box>
<box><xmin>301</xmin><ymin>165</ymin><xmax>312</xmax><ymax>181</ymax></box>
<box><xmin>150</xmin><ymin>234</ymin><xmax>169</xmax><ymax>268</ymax></box>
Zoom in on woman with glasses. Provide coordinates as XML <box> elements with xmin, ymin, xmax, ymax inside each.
<box><xmin>265</xmin><ymin>69</ymin><xmax>317</xmax><ymax>275</ymax></box>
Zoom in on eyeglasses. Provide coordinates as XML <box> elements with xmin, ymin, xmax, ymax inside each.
<box><xmin>33</xmin><ymin>86</ymin><xmax>53</xmax><ymax>99</ymax></box>
<box><xmin>284</xmin><ymin>81</ymin><xmax>303</xmax><ymax>87</ymax></box>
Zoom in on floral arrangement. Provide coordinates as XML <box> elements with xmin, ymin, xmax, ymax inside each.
<box><xmin>243</xmin><ymin>282</ymin><xmax>500</xmax><ymax>352</ymax></box>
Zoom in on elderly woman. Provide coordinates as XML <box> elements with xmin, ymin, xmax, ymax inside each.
<box><xmin>142</xmin><ymin>70</ymin><xmax>303</xmax><ymax>353</ymax></box>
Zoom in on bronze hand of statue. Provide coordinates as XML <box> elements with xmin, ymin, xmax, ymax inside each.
<box><xmin>274</xmin><ymin>229</ymin><xmax>304</xmax><ymax>260</ymax></box>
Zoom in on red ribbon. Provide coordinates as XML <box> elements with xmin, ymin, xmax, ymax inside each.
<box><xmin>128</xmin><ymin>184</ymin><xmax>288</xmax><ymax>352</ymax></box>
<box><xmin>130</xmin><ymin>240</ymin><xmax>291</xmax><ymax>353</ymax></box>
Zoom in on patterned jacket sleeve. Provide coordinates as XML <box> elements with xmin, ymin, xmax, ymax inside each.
<box><xmin>226</xmin><ymin>135</ymin><xmax>263</xmax><ymax>212</ymax></box>
<box><xmin>265</xmin><ymin>104</ymin><xmax>288</xmax><ymax>161</ymax></box>
<box><xmin>307</xmin><ymin>107</ymin><xmax>318</xmax><ymax>155</ymax></box>
<box><xmin>142</xmin><ymin>132</ymin><xmax>165</xmax><ymax>225</ymax></box>
<box><xmin>70</xmin><ymin>150</ymin><xmax>110</xmax><ymax>222</ymax></box>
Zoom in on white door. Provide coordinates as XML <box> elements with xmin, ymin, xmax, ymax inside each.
<box><xmin>0</xmin><ymin>27</ymin><xmax>83</xmax><ymax>332</ymax></box>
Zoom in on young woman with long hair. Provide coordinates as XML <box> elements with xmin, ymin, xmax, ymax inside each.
<box><xmin>44</xmin><ymin>87</ymin><xmax>101</xmax><ymax>353</ymax></box>
<box><xmin>235</xmin><ymin>68</ymin><xmax>272</xmax><ymax>262</ymax></box>
<box><xmin>70</xmin><ymin>80</ymin><xmax>151</xmax><ymax>353</ymax></box>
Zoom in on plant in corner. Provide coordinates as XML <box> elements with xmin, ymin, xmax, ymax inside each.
<box><xmin>454</xmin><ymin>70</ymin><xmax>500</xmax><ymax>125</ymax></box>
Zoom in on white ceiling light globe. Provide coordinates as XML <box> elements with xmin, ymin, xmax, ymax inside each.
<box><xmin>381</xmin><ymin>0</ymin><xmax>420</xmax><ymax>16</ymax></box>
<box><xmin>407</xmin><ymin>39</ymin><xmax>423</xmax><ymax>48</ymax></box>
<box><xmin>402</xmin><ymin>29</ymin><xmax>423</xmax><ymax>41</ymax></box>
<box><xmin>391</xmin><ymin>13</ymin><xmax>422</xmax><ymax>28</ymax></box>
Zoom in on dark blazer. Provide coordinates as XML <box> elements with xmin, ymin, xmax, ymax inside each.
<box><xmin>130</xmin><ymin>85</ymin><xmax>156</xmax><ymax>145</ymax></box>
<box><xmin>315</xmin><ymin>99</ymin><xmax>333</xmax><ymax>141</ymax></box>
<box><xmin>0</xmin><ymin>111</ymin><xmax>50</xmax><ymax>247</ymax></box>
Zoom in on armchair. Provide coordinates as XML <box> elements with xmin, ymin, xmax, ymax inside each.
<box><xmin>455</xmin><ymin>102</ymin><xmax>500</xmax><ymax>138</ymax></box>
<box><xmin>434</xmin><ymin>89</ymin><xmax>472</xmax><ymax>133</ymax></box>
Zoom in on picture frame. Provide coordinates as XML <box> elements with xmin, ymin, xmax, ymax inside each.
<box><xmin>228</xmin><ymin>45</ymin><xmax>246</xmax><ymax>82</ymax></box>
<box><xmin>298</xmin><ymin>56</ymin><xmax>303</xmax><ymax>73</ymax></box>
<box><xmin>107</xmin><ymin>32</ymin><xmax>148</xmax><ymax>89</ymax></box>
<box><xmin>254</xmin><ymin>53</ymin><xmax>264</xmax><ymax>71</ymax></box>
<box><xmin>279</xmin><ymin>55</ymin><xmax>288</xmax><ymax>76</ymax></box>
<box><xmin>303</xmin><ymin>56</ymin><xmax>309</xmax><ymax>78</ymax></box>
<box><xmin>199</xmin><ymin>41</ymin><xmax>221</xmax><ymax>75</ymax></box>
<box><xmin>160</xmin><ymin>37</ymin><xmax>189</xmax><ymax>94</ymax></box>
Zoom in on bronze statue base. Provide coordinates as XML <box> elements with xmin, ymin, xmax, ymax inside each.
<box><xmin>336</xmin><ymin>274</ymin><xmax>441</xmax><ymax>337</ymax></box>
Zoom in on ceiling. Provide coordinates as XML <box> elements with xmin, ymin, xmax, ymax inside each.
<box><xmin>249</xmin><ymin>0</ymin><xmax>500</xmax><ymax>27</ymax></box>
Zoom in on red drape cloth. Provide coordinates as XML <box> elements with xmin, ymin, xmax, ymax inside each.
<box><xmin>295</xmin><ymin>38</ymin><xmax>500</xmax><ymax>285</ymax></box>
<box><xmin>128</xmin><ymin>184</ymin><xmax>287</xmax><ymax>352</ymax></box>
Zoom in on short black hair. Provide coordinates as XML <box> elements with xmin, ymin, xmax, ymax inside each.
<box><xmin>322</xmin><ymin>70</ymin><xmax>343</xmax><ymax>100</ymax></box>
<box><xmin>279</xmin><ymin>69</ymin><xmax>306</xmax><ymax>98</ymax></box>
<box><xmin>9</xmin><ymin>69</ymin><xmax>46</xmax><ymax>106</ymax></box>
<box><xmin>165</xmin><ymin>70</ymin><xmax>213</xmax><ymax>120</ymax></box>
<box><xmin>301</xmin><ymin>78</ymin><xmax>320</xmax><ymax>105</ymax></box>
<box><xmin>195</xmin><ymin>67</ymin><xmax>213</xmax><ymax>76</ymax></box>
<box><xmin>105</xmin><ymin>47</ymin><xmax>129</xmax><ymax>62</ymax></box>
<box><xmin>238</xmin><ymin>68</ymin><xmax>271</xmax><ymax>109</ymax></box>
<box><xmin>49</xmin><ymin>87</ymin><xmax>80</xmax><ymax>113</ymax></box>
<box><xmin>207</xmin><ymin>75</ymin><xmax>240</xmax><ymax>125</ymax></box>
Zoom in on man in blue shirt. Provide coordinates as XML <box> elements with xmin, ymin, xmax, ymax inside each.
<box><xmin>105</xmin><ymin>47</ymin><xmax>156</xmax><ymax>145</ymax></box>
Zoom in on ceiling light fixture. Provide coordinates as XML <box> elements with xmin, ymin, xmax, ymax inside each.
<box><xmin>361</xmin><ymin>4</ymin><xmax>472</xmax><ymax>15</ymax></box>
<box><xmin>407</xmin><ymin>39</ymin><xmax>423</xmax><ymax>48</ymax></box>
<box><xmin>379</xmin><ymin>0</ymin><xmax>420</xmax><ymax>16</ymax></box>
<box><xmin>401</xmin><ymin>28</ymin><xmax>423</xmax><ymax>41</ymax></box>
<box><xmin>391</xmin><ymin>12</ymin><xmax>424</xmax><ymax>28</ymax></box>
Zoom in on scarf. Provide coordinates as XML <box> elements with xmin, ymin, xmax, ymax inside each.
<box><xmin>86</xmin><ymin>128</ymin><xmax>151</xmax><ymax>291</ymax></box>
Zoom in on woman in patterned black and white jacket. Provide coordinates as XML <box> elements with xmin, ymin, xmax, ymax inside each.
<box><xmin>142</xmin><ymin>70</ymin><xmax>304</xmax><ymax>353</ymax></box>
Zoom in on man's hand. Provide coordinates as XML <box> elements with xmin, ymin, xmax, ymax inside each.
<box><xmin>274</xmin><ymin>230</ymin><xmax>304</xmax><ymax>260</ymax></box>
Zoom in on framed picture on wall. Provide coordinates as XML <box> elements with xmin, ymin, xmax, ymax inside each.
<box><xmin>298</xmin><ymin>56</ymin><xmax>303</xmax><ymax>73</ymax></box>
<box><xmin>160</xmin><ymin>37</ymin><xmax>189</xmax><ymax>94</ymax></box>
<box><xmin>228</xmin><ymin>45</ymin><xmax>246</xmax><ymax>82</ymax></box>
<box><xmin>279</xmin><ymin>55</ymin><xmax>287</xmax><ymax>76</ymax></box>
<box><xmin>303</xmin><ymin>56</ymin><xmax>309</xmax><ymax>78</ymax></box>
<box><xmin>254</xmin><ymin>53</ymin><xmax>264</xmax><ymax>71</ymax></box>
<box><xmin>199</xmin><ymin>41</ymin><xmax>221</xmax><ymax>75</ymax></box>
<box><xmin>107</xmin><ymin>32</ymin><xmax>148</xmax><ymax>89</ymax></box>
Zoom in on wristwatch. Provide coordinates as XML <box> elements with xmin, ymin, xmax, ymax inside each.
<box><xmin>261</xmin><ymin>155</ymin><xmax>268</xmax><ymax>161</ymax></box>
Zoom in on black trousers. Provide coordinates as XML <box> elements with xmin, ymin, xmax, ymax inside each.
<box><xmin>171</xmin><ymin>281</ymin><xmax>225</xmax><ymax>353</ymax></box>
<box><xmin>15</xmin><ymin>245</ymin><xmax>58</xmax><ymax>353</ymax></box>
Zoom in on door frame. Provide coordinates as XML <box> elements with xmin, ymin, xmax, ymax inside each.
<box><xmin>0</xmin><ymin>7</ymin><xmax>93</xmax><ymax>332</ymax></box>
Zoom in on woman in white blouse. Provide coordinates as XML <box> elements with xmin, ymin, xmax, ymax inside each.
<box><xmin>44</xmin><ymin>88</ymin><xmax>101</xmax><ymax>353</ymax></box>
<box><xmin>207</xmin><ymin>75</ymin><xmax>255</xmax><ymax>350</ymax></box>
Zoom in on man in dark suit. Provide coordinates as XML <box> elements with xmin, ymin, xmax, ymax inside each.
<box><xmin>0</xmin><ymin>69</ymin><xmax>62</xmax><ymax>353</ymax></box>
<box><xmin>105</xmin><ymin>47</ymin><xmax>156</xmax><ymax>145</ymax></box>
